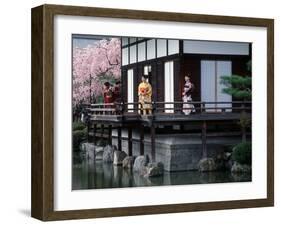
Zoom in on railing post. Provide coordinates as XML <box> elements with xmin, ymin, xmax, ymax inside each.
<box><xmin>201</xmin><ymin>102</ymin><xmax>205</xmax><ymax>113</ymax></box>
<box><xmin>202</xmin><ymin>120</ymin><xmax>207</xmax><ymax>158</ymax></box>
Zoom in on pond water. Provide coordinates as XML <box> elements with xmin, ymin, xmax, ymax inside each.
<box><xmin>72</xmin><ymin>158</ymin><xmax>252</xmax><ymax>190</ymax></box>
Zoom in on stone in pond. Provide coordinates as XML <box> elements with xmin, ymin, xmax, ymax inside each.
<box><xmin>113</xmin><ymin>150</ymin><xmax>127</xmax><ymax>165</ymax></box>
<box><xmin>231</xmin><ymin>162</ymin><xmax>251</xmax><ymax>173</ymax></box>
<box><xmin>122</xmin><ymin>156</ymin><xmax>136</xmax><ymax>169</ymax></box>
<box><xmin>133</xmin><ymin>155</ymin><xmax>149</xmax><ymax>173</ymax></box>
<box><xmin>102</xmin><ymin>145</ymin><xmax>117</xmax><ymax>163</ymax></box>
<box><xmin>144</xmin><ymin>162</ymin><xmax>164</xmax><ymax>177</ymax></box>
<box><xmin>80</xmin><ymin>142</ymin><xmax>95</xmax><ymax>160</ymax></box>
<box><xmin>198</xmin><ymin>158</ymin><xmax>217</xmax><ymax>172</ymax></box>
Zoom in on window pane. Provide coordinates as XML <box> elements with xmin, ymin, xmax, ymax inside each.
<box><xmin>168</xmin><ymin>40</ymin><xmax>179</xmax><ymax>55</ymax></box>
<box><xmin>147</xmin><ymin>39</ymin><xmax>156</xmax><ymax>60</ymax></box>
<box><xmin>138</xmin><ymin>42</ymin><xmax>146</xmax><ymax>62</ymax></box>
<box><xmin>122</xmin><ymin>38</ymin><xmax>128</xmax><ymax>46</ymax></box>
<box><xmin>157</xmin><ymin>39</ymin><xmax>167</xmax><ymax>58</ymax></box>
<box><xmin>129</xmin><ymin>45</ymin><xmax>137</xmax><ymax>64</ymax></box>
<box><xmin>122</xmin><ymin>48</ymin><xmax>128</xmax><ymax>65</ymax></box>
<box><xmin>129</xmin><ymin>37</ymin><xmax>137</xmax><ymax>44</ymax></box>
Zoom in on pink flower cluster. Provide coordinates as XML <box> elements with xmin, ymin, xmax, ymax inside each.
<box><xmin>72</xmin><ymin>38</ymin><xmax>121</xmax><ymax>105</ymax></box>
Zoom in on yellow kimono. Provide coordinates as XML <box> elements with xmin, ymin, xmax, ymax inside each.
<box><xmin>138</xmin><ymin>81</ymin><xmax>152</xmax><ymax>115</ymax></box>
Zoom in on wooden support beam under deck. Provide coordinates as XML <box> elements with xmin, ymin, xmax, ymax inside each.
<box><xmin>151</xmin><ymin>124</ymin><xmax>156</xmax><ymax>162</ymax></box>
<box><xmin>100</xmin><ymin>124</ymin><xmax>105</xmax><ymax>144</ymax></box>
<box><xmin>93</xmin><ymin>124</ymin><xmax>97</xmax><ymax>145</ymax></box>
<box><xmin>108</xmin><ymin>125</ymin><xmax>112</xmax><ymax>145</ymax></box>
<box><xmin>117</xmin><ymin>127</ymin><xmax>122</xmax><ymax>151</ymax></box>
<box><xmin>140</xmin><ymin>125</ymin><xmax>144</xmax><ymax>155</ymax></box>
<box><xmin>202</xmin><ymin>120</ymin><xmax>207</xmax><ymax>158</ymax></box>
<box><xmin>128</xmin><ymin>127</ymin><xmax>132</xmax><ymax>156</ymax></box>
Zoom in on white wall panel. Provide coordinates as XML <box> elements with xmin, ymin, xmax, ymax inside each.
<box><xmin>127</xmin><ymin>69</ymin><xmax>134</xmax><ymax>111</ymax></box>
<box><xmin>164</xmin><ymin>61</ymin><xmax>174</xmax><ymax>113</ymax></box>
<box><xmin>217</xmin><ymin>61</ymin><xmax>232</xmax><ymax>111</ymax></box>
<box><xmin>184</xmin><ymin>40</ymin><xmax>249</xmax><ymax>55</ymax></box>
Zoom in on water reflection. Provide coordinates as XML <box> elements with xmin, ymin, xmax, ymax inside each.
<box><xmin>72</xmin><ymin>158</ymin><xmax>252</xmax><ymax>190</ymax></box>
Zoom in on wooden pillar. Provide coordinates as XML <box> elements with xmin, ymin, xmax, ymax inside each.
<box><xmin>117</xmin><ymin>127</ymin><xmax>122</xmax><ymax>151</ymax></box>
<box><xmin>101</xmin><ymin>124</ymin><xmax>104</xmax><ymax>144</ymax></box>
<box><xmin>140</xmin><ymin>125</ymin><xmax>144</xmax><ymax>155</ymax></box>
<box><xmin>93</xmin><ymin>124</ymin><xmax>97</xmax><ymax>145</ymax></box>
<box><xmin>108</xmin><ymin>125</ymin><xmax>112</xmax><ymax>145</ymax></box>
<box><xmin>128</xmin><ymin>127</ymin><xmax>133</xmax><ymax>156</ymax></box>
<box><xmin>87</xmin><ymin>120</ymin><xmax>91</xmax><ymax>142</ymax></box>
<box><xmin>151</xmin><ymin>124</ymin><xmax>156</xmax><ymax>162</ymax></box>
<box><xmin>202</xmin><ymin>121</ymin><xmax>207</xmax><ymax>158</ymax></box>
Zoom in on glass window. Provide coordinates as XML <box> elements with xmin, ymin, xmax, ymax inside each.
<box><xmin>122</xmin><ymin>37</ymin><xmax>128</xmax><ymax>46</ymax></box>
<box><xmin>157</xmin><ymin>39</ymin><xmax>167</xmax><ymax>58</ymax></box>
<box><xmin>122</xmin><ymin>48</ymin><xmax>128</xmax><ymax>65</ymax></box>
<box><xmin>129</xmin><ymin>37</ymin><xmax>137</xmax><ymax>44</ymax></box>
<box><xmin>129</xmin><ymin>45</ymin><xmax>137</xmax><ymax>64</ymax></box>
<box><xmin>168</xmin><ymin>40</ymin><xmax>179</xmax><ymax>55</ymax></box>
<box><xmin>138</xmin><ymin>42</ymin><xmax>146</xmax><ymax>62</ymax></box>
<box><xmin>147</xmin><ymin>39</ymin><xmax>156</xmax><ymax>60</ymax></box>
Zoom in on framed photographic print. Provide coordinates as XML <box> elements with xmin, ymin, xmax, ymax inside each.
<box><xmin>31</xmin><ymin>4</ymin><xmax>274</xmax><ymax>221</ymax></box>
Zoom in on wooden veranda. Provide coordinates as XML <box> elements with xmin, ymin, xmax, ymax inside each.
<box><xmin>84</xmin><ymin>101</ymin><xmax>251</xmax><ymax>162</ymax></box>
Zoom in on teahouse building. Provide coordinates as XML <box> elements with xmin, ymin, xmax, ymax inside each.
<box><xmin>121</xmin><ymin>38</ymin><xmax>251</xmax><ymax>112</ymax></box>
<box><xmin>87</xmin><ymin>37</ymin><xmax>252</xmax><ymax>171</ymax></box>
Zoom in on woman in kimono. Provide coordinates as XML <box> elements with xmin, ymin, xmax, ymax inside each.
<box><xmin>103</xmin><ymin>82</ymin><xmax>114</xmax><ymax>113</ymax></box>
<box><xmin>182</xmin><ymin>75</ymin><xmax>195</xmax><ymax>115</ymax></box>
<box><xmin>138</xmin><ymin>75</ymin><xmax>152</xmax><ymax>115</ymax></box>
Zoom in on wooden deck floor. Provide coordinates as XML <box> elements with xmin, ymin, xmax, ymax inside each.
<box><xmin>90</xmin><ymin>112</ymin><xmax>249</xmax><ymax>124</ymax></box>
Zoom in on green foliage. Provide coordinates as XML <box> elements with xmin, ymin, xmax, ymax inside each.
<box><xmin>238</xmin><ymin>111</ymin><xmax>251</xmax><ymax>129</ymax></box>
<box><xmin>246</xmin><ymin>60</ymin><xmax>252</xmax><ymax>72</ymax></box>
<box><xmin>220</xmin><ymin>74</ymin><xmax>252</xmax><ymax>100</ymax></box>
<box><xmin>73</xmin><ymin>128</ymin><xmax>87</xmax><ymax>152</ymax></box>
<box><xmin>73</xmin><ymin>121</ymin><xmax>86</xmax><ymax>131</ymax></box>
<box><xmin>232</xmin><ymin>142</ymin><xmax>252</xmax><ymax>165</ymax></box>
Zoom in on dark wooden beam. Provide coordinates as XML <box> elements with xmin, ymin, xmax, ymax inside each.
<box><xmin>108</xmin><ymin>125</ymin><xmax>112</xmax><ymax>145</ymax></box>
<box><xmin>87</xmin><ymin>120</ymin><xmax>91</xmax><ymax>142</ymax></box>
<box><xmin>151</xmin><ymin>124</ymin><xmax>156</xmax><ymax>162</ymax></box>
<box><xmin>100</xmin><ymin>124</ymin><xmax>104</xmax><ymax>144</ymax></box>
<box><xmin>140</xmin><ymin>125</ymin><xmax>144</xmax><ymax>155</ymax></box>
<box><xmin>93</xmin><ymin>124</ymin><xmax>97</xmax><ymax>145</ymax></box>
<box><xmin>128</xmin><ymin>127</ymin><xmax>133</xmax><ymax>156</ymax></box>
<box><xmin>202</xmin><ymin>121</ymin><xmax>207</xmax><ymax>158</ymax></box>
<box><xmin>117</xmin><ymin>127</ymin><xmax>122</xmax><ymax>151</ymax></box>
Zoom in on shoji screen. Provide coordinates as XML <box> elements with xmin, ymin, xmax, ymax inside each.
<box><xmin>127</xmin><ymin>69</ymin><xmax>134</xmax><ymax>111</ymax></box>
<box><xmin>201</xmin><ymin>60</ymin><xmax>216</xmax><ymax>111</ymax></box>
<box><xmin>217</xmin><ymin>61</ymin><xmax>232</xmax><ymax>111</ymax></box>
<box><xmin>164</xmin><ymin>61</ymin><xmax>174</xmax><ymax>113</ymax></box>
<box><xmin>201</xmin><ymin>60</ymin><xmax>232</xmax><ymax>112</ymax></box>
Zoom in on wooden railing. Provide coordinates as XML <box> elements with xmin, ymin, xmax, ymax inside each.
<box><xmin>83</xmin><ymin>101</ymin><xmax>251</xmax><ymax>116</ymax></box>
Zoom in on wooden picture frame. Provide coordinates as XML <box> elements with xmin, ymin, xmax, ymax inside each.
<box><xmin>31</xmin><ymin>4</ymin><xmax>274</xmax><ymax>221</ymax></box>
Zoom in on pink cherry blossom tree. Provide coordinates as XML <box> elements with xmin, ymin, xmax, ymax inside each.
<box><xmin>72</xmin><ymin>38</ymin><xmax>121</xmax><ymax>105</ymax></box>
